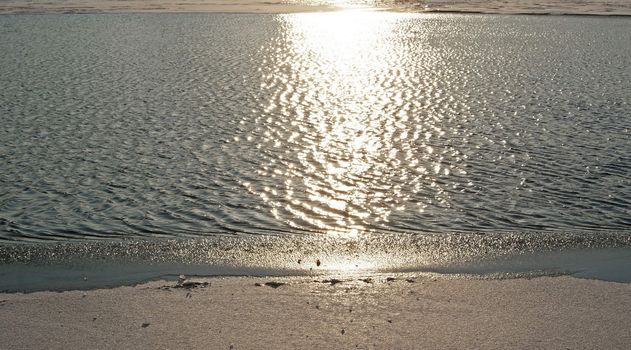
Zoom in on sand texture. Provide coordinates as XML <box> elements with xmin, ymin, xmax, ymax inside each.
<box><xmin>392</xmin><ymin>0</ymin><xmax>631</xmax><ymax>15</ymax></box>
<box><xmin>0</xmin><ymin>0</ymin><xmax>335</xmax><ymax>14</ymax></box>
<box><xmin>1</xmin><ymin>0</ymin><xmax>631</xmax><ymax>14</ymax></box>
<box><xmin>1</xmin><ymin>274</ymin><xmax>630</xmax><ymax>349</ymax></box>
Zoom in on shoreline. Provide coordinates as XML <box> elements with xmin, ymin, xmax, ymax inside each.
<box><xmin>1</xmin><ymin>274</ymin><xmax>630</xmax><ymax>349</ymax></box>
<box><xmin>3</xmin><ymin>10</ymin><xmax>631</xmax><ymax>17</ymax></box>
<box><xmin>1</xmin><ymin>233</ymin><xmax>630</xmax><ymax>292</ymax></box>
<box><xmin>1</xmin><ymin>0</ymin><xmax>631</xmax><ymax>16</ymax></box>
<box><xmin>2</xmin><ymin>246</ymin><xmax>630</xmax><ymax>292</ymax></box>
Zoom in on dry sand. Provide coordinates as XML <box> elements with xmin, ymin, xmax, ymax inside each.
<box><xmin>1</xmin><ymin>274</ymin><xmax>630</xmax><ymax>349</ymax></box>
<box><xmin>1</xmin><ymin>0</ymin><xmax>631</xmax><ymax>15</ymax></box>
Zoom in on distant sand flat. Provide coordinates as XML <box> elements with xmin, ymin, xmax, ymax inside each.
<box><xmin>1</xmin><ymin>0</ymin><xmax>631</xmax><ymax>15</ymax></box>
<box><xmin>389</xmin><ymin>0</ymin><xmax>631</xmax><ymax>15</ymax></box>
<box><xmin>0</xmin><ymin>0</ymin><xmax>334</xmax><ymax>14</ymax></box>
<box><xmin>1</xmin><ymin>275</ymin><xmax>630</xmax><ymax>349</ymax></box>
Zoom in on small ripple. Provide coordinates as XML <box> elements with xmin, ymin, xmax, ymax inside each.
<box><xmin>0</xmin><ymin>13</ymin><xmax>630</xmax><ymax>241</ymax></box>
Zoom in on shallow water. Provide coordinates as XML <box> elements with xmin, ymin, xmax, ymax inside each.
<box><xmin>2</xmin><ymin>12</ymin><xmax>629</xmax><ymax>240</ymax></box>
<box><xmin>0</xmin><ymin>13</ymin><xmax>630</xmax><ymax>288</ymax></box>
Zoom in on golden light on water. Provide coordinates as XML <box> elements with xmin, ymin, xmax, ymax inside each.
<box><xmin>243</xmin><ymin>10</ymin><xmax>457</xmax><ymax>240</ymax></box>
<box><xmin>286</xmin><ymin>11</ymin><xmax>405</xmax><ymax>236</ymax></box>
<box><xmin>298</xmin><ymin>0</ymin><xmax>379</xmax><ymax>10</ymax></box>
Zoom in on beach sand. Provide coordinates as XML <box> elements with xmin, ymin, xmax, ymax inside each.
<box><xmin>1</xmin><ymin>0</ymin><xmax>630</xmax><ymax>15</ymax></box>
<box><xmin>1</xmin><ymin>274</ymin><xmax>630</xmax><ymax>349</ymax></box>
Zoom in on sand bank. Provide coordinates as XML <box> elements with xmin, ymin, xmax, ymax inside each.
<box><xmin>1</xmin><ymin>0</ymin><xmax>336</xmax><ymax>14</ymax></box>
<box><xmin>1</xmin><ymin>0</ymin><xmax>630</xmax><ymax>15</ymax></box>
<box><xmin>390</xmin><ymin>0</ymin><xmax>631</xmax><ymax>15</ymax></box>
<box><xmin>1</xmin><ymin>274</ymin><xmax>630</xmax><ymax>349</ymax></box>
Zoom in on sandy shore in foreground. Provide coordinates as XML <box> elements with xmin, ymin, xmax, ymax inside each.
<box><xmin>1</xmin><ymin>274</ymin><xmax>630</xmax><ymax>349</ymax></box>
<box><xmin>1</xmin><ymin>0</ymin><xmax>630</xmax><ymax>15</ymax></box>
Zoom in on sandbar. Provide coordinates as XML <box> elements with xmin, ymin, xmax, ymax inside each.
<box><xmin>1</xmin><ymin>0</ymin><xmax>630</xmax><ymax>15</ymax></box>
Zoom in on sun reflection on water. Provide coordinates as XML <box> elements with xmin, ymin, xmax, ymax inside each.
<box><xmin>241</xmin><ymin>10</ymin><xmax>460</xmax><ymax>238</ymax></box>
<box><xmin>293</xmin><ymin>0</ymin><xmax>380</xmax><ymax>10</ymax></box>
<box><xmin>288</xmin><ymin>11</ymin><xmax>404</xmax><ymax>235</ymax></box>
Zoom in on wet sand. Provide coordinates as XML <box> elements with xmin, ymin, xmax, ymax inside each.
<box><xmin>1</xmin><ymin>0</ymin><xmax>630</xmax><ymax>15</ymax></box>
<box><xmin>1</xmin><ymin>274</ymin><xmax>630</xmax><ymax>349</ymax></box>
<box><xmin>391</xmin><ymin>0</ymin><xmax>631</xmax><ymax>15</ymax></box>
<box><xmin>0</xmin><ymin>0</ymin><xmax>335</xmax><ymax>14</ymax></box>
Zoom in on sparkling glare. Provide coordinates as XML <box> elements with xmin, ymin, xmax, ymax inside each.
<box><xmin>2</xmin><ymin>13</ymin><xmax>629</xmax><ymax>244</ymax></box>
<box><xmin>244</xmin><ymin>11</ymin><xmax>460</xmax><ymax>237</ymax></box>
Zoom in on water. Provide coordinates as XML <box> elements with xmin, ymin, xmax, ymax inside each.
<box><xmin>0</xmin><ymin>12</ymin><xmax>630</xmax><ymax>289</ymax></box>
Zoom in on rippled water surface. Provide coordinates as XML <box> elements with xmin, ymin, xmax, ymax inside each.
<box><xmin>1</xmin><ymin>12</ymin><xmax>630</xmax><ymax>244</ymax></box>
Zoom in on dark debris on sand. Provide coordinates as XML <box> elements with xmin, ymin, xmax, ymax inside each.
<box><xmin>159</xmin><ymin>281</ymin><xmax>210</xmax><ymax>291</ymax></box>
<box><xmin>263</xmin><ymin>282</ymin><xmax>285</xmax><ymax>288</ymax></box>
<box><xmin>322</xmin><ymin>279</ymin><xmax>344</xmax><ymax>285</ymax></box>
<box><xmin>141</xmin><ymin>322</ymin><xmax>150</xmax><ymax>328</ymax></box>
